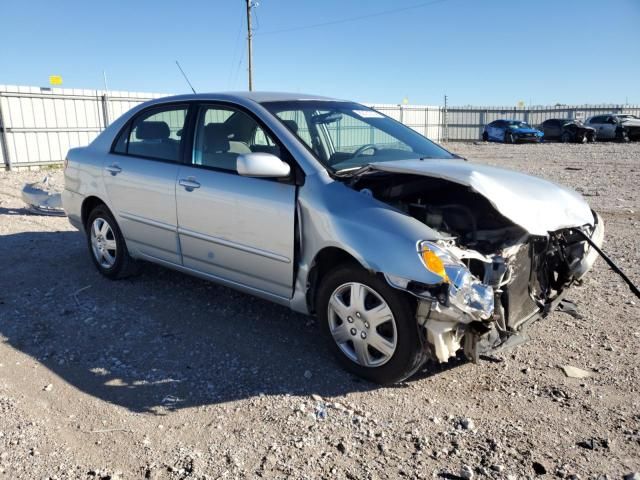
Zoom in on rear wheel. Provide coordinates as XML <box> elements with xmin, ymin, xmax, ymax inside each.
<box><xmin>317</xmin><ymin>265</ymin><xmax>425</xmax><ymax>384</ymax></box>
<box><xmin>504</xmin><ymin>132</ymin><xmax>514</xmax><ymax>144</ymax></box>
<box><xmin>587</xmin><ymin>132</ymin><xmax>597</xmax><ymax>143</ymax></box>
<box><xmin>482</xmin><ymin>132</ymin><xmax>489</xmax><ymax>142</ymax></box>
<box><xmin>86</xmin><ymin>205</ymin><xmax>139</xmax><ymax>279</ymax></box>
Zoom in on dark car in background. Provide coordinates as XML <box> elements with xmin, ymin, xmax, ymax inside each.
<box><xmin>482</xmin><ymin>120</ymin><xmax>544</xmax><ymax>144</ymax></box>
<box><xmin>539</xmin><ymin>118</ymin><xmax>596</xmax><ymax>143</ymax></box>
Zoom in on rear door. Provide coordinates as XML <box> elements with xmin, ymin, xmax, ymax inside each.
<box><xmin>175</xmin><ymin>103</ymin><xmax>297</xmax><ymax>299</ymax></box>
<box><xmin>103</xmin><ymin>104</ymin><xmax>188</xmax><ymax>264</ymax></box>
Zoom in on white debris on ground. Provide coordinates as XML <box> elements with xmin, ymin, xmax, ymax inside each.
<box><xmin>20</xmin><ymin>176</ymin><xmax>64</xmax><ymax>216</ymax></box>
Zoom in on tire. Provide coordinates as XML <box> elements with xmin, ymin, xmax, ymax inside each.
<box><xmin>561</xmin><ymin>132</ymin><xmax>572</xmax><ymax>143</ymax></box>
<box><xmin>618</xmin><ymin>129</ymin><xmax>630</xmax><ymax>143</ymax></box>
<box><xmin>86</xmin><ymin>204</ymin><xmax>139</xmax><ymax>279</ymax></box>
<box><xmin>316</xmin><ymin>265</ymin><xmax>425</xmax><ymax>384</ymax></box>
<box><xmin>504</xmin><ymin>132</ymin><xmax>514</xmax><ymax>144</ymax></box>
<box><xmin>587</xmin><ymin>132</ymin><xmax>597</xmax><ymax>143</ymax></box>
<box><xmin>482</xmin><ymin>132</ymin><xmax>489</xmax><ymax>142</ymax></box>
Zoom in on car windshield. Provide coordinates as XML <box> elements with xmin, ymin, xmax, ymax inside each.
<box><xmin>261</xmin><ymin>101</ymin><xmax>453</xmax><ymax>172</ymax></box>
<box><xmin>507</xmin><ymin>121</ymin><xmax>531</xmax><ymax>129</ymax></box>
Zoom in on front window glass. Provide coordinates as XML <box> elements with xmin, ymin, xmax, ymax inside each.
<box><xmin>192</xmin><ymin>105</ymin><xmax>281</xmax><ymax>172</ymax></box>
<box><xmin>261</xmin><ymin>101</ymin><xmax>452</xmax><ymax>172</ymax></box>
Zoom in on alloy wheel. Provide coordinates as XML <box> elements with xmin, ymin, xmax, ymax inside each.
<box><xmin>90</xmin><ymin>217</ymin><xmax>117</xmax><ymax>268</ymax></box>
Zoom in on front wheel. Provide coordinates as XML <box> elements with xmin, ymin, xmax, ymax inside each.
<box><xmin>617</xmin><ymin>128</ymin><xmax>630</xmax><ymax>143</ymax></box>
<box><xmin>482</xmin><ymin>132</ymin><xmax>489</xmax><ymax>142</ymax></box>
<box><xmin>316</xmin><ymin>265</ymin><xmax>425</xmax><ymax>384</ymax></box>
<box><xmin>86</xmin><ymin>205</ymin><xmax>139</xmax><ymax>279</ymax></box>
<box><xmin>561</xmin><ymin>132</ymin><xmax>572</xmax><ymax>143</ymax></box>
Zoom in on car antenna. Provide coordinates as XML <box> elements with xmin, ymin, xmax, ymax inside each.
<box><xmin>175</xmin><ymin>60</ymin><xmax>196</xmax><ymax>94</ymax></box>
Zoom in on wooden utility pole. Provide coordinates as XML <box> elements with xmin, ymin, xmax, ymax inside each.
<box><xmin>246</xmin><ymin>0</ymin><xmax>253</xmax><ymax>91</ymax></box>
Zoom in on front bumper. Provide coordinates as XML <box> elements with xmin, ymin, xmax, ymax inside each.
<box><xmin>395</xmin><ymin>212</ymin><xmax>605</xmax><ymax>364</ymax></box>
<box><xmin>514</xmin><ymin>133</ymin><xmax>542</xmax><ymax>142</ymax></box>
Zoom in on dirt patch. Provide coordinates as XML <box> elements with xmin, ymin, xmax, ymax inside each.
<box><xmin>1</xmin><ymin>143</ymin><xmax>639</xmax><ymax>479</ymax></box>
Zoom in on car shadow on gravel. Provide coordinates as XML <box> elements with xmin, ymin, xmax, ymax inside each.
<box><xmin>0</xmin><ymin>230</ymin><xmax>463</xmax><ymax>414</ymax></box>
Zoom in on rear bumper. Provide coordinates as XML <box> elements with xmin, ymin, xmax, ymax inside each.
<box><xmin>62</xmin><ymin>188</ymin><xmax>84</xmax><ymax>231</ymax></box>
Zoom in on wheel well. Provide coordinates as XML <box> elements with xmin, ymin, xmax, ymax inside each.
<box><xmin>81</xmin><ymin>196</ymin><xmax>106</xmax><ymax>228</ymax></box>
<box><xmin>306</xmin><ymin>247</ymin><xmax>363</xmax><ymax>314</ymax></box>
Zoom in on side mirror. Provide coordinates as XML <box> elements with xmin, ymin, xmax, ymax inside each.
<box><xmin>237</xmin><ymin>152</ymin><xmax>291</xmax><ymax>178</ymax></box>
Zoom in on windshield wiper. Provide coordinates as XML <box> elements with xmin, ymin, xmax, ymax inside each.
<box><xmin>334</xmin><ymin>164</ymin><xmax>374</xmax><ymax>177</ymax></box>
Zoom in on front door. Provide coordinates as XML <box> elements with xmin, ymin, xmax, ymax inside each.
<box><xmin>103</xmin><ymin>104</ymin><xmax>188</xmax><ymax>264</ymax></box>
<box><xmin>175</xmin><ymin>103</ymin><xmax>296</xmax><ymax>299</ymax></box>
<box><xmin>589</xmin><ymin>116</ymin><xmax>615</xmax><ymax>140</ymax></box>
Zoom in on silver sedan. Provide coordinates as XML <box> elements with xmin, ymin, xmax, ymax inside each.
<box><xmin>63</xmin><ymin>92</ymin><xmax>603</xmax><ymax>384</ymax></box>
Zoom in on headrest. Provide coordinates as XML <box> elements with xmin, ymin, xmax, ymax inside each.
<box><xmin>136</xmin><ymin>121</ymin><xmax>170</xmax><ymax>140</ymax></box>
<box><xmin>282</xmin><ymin>119</ymin><xmax>299</xmax><ymax>134</ymax></box>
<box><xmin>204</xmin><ymin>123</ymin><xmax>230</xmax><ymax>152</ymax></box>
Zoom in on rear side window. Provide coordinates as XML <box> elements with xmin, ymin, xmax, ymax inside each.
<box><xmin>114</xmin><ymin>106</ymin><xmax>188</xmax><ymax>162</ymax></box>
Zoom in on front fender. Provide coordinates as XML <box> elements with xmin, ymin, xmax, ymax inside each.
<box><xmin>290</xmin><ymin>177</ymin><xmax>447</xmax><ymax>313</ymax></box>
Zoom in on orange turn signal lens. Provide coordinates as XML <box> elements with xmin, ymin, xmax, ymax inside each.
<box><xmin>420</xmin><ymin>248</ymin><xmax>449</xmax><ymax>282</ymax></box>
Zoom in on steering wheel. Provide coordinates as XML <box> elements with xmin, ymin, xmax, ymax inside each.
<box><xmin>352</xmin><ymin>144</ymin><xmax>379</xmax><ymax>158</ymax></box>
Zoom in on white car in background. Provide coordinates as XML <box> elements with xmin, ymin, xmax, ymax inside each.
<box><xmin>585</xmin><ymin>114</ymin><xmax>640</xmax><ymax>142</ymax></box>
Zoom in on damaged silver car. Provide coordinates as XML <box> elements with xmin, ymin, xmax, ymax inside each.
<box><xmin>63</xmin><ymin>93</ymin><xmax>604</xmax><ymax>384</ymax></box>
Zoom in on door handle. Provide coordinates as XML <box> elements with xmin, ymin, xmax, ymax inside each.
<box><xmin>179</xmin><ymin>178</ymin><xmax>201</xmax><ymax>191</ymax></box>
<box><xmin>105</xmin><ymin>164</ymin><xmax>122</xmax><ymax>175</ymax></box>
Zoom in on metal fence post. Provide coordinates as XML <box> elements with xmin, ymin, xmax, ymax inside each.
<box><xmin>0</xmin><ymin>93</ymin><xmax>11</xmax><ymax>170</ymax></box>
<box><xmin>443</xmin><ymin>96</ymin><xmax>448</xmax><ymax>142</ymax></box>
<box><xmin>101</xmin><ymin>93</ymin><xmax>110</xmax><ymax>129</ymax></box>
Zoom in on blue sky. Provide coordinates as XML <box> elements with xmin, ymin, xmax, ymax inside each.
<box><xmin>1</xmin><ymin>0</ymin><xmax>639</xmax><ymax>106</ymax></box>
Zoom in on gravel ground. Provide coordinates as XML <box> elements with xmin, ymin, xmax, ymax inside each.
<box><xmin>0</xmin><ymin>142</ymin><xmax>639</xmax><ymax>480</ymax></box>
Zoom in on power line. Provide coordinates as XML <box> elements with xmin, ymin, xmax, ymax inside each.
<box><xmin>256</xmin><ymin>0</ymin><xmax>451</xmax><ymax>36</ymax></box>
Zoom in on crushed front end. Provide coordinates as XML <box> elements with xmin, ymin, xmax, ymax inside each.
<box><xmin>352</xmin><ymin>169</ymin><xmax>604</xmax><ymax>364</ymax></box>
<box><xmin>401</xmin><ymin>214</ymin><xmax>603</xmax><ymax>364</ymax></box>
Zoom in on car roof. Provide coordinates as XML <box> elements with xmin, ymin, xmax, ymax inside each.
<box><xmin>143</xmin><ymin>91</ymin><xmax>344</xmax><ymax>105</ymax></box>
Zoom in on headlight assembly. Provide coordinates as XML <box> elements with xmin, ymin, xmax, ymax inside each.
<box><xmin>418</xmin><ymin>241</ymin><xmax>494</xmax><ymax>320</ymax></box>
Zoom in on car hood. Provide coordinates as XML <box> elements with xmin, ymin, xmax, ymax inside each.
<box><xmin>620</xmin><ymin>118</ymin><xmax>640</xmax><ymax>127</ymax></box>
<box><xmin>564</xmin><ymin>122</ymin><xmax>595</xmax><ymax>131</ymax></box>
<box><xmin>367</xmin><ymin>159</ymin><xmax>594</xmax><ymax>235</ymax></box>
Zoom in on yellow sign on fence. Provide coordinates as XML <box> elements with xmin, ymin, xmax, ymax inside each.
<box><xmin>49</xmin><ymin>75</ymin><xmax>63</xmax><ymax>86</ymax></box>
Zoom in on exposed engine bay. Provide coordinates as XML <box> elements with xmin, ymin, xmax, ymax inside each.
<box><xmin>350</xmin><ymin>171</ymin><xmax>603</xmax><ymax>363</ymax></box>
